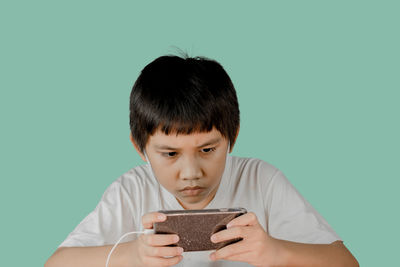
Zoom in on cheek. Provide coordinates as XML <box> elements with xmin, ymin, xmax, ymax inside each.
<box><xmin>208</xmin><ymin>155</ymin><xmax>227</xmax><ymax>179</ymax></box>
<box><xmin>151</xmin><ymin>163</ymin><xmax>177</xmax><ymax>187</ymax></box>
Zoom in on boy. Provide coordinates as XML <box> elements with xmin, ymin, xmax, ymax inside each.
<box><xmin>45</xmin><ymin>55</ymin><xmax>358</xmax><ymax>266</ymax></box>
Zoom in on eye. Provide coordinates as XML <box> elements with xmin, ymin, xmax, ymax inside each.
<box><xmin>201</xmin><ymin>147</ymin><xmax>216</xmax><ymax>153</ymax></box>
<box><xmin>162</xmin><ymin>152</ymin><xmax>177</xmax><ymax>158</ymax></box>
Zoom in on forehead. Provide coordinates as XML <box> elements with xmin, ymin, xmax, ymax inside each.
<box><xmin>147</xmin><ymin>128</ymin><xmax>225</xmax><ymax>148</ymax></box>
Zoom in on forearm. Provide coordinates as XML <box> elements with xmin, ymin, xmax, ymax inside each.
<box><xmin>45</xmin><ymin>241</ymin><xmax>134</xmax><ymax>267</ymax></box>
<box><xmin>274</xmin><ymin>239</ymin><xmax>359</xmax><ymax>267</ymax></box>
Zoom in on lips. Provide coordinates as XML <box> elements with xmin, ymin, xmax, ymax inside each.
<box><xmin>180</xmin><ymin>186</ymin><xmax>204</xmax><ymax>192</ymax></box>
<box><xmin>180</xmin><ymin>186</ymin><xmax>205</xmax><ymax>196</ymax></box>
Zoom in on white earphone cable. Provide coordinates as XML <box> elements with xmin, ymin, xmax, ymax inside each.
<box><xmin>105</xmin><ymin>230</ymin><xmax>147</xmax><ymax>267</ymax></box>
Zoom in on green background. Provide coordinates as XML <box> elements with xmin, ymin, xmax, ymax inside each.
<box><xmin>1</xmin><ymin>1</ymin><xmax>398</xmax><ymax>266</ymax></box>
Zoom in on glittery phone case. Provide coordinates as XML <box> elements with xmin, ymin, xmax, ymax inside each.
<box><xmin>153</xmin><ymin>208</ymin><xmax>247</xmax><ymax>252</ymax></box>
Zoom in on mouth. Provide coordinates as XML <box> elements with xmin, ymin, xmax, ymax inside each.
<box><xmin>180</xmin><ymin>186</ymin><xmax>204</xmax><ymax>191</ymax></box>
<box><xmin>179</xmin><ymin>186</ymin><xmax>205</xmax><ymax>196</ymax></box>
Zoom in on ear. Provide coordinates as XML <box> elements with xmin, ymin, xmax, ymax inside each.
<box><xmin>129</xmin><ymin>133</ymin><xmax>147</xmax><ymax>162</ymax></box>
<box><xmin>229</xmin><ymin>125</ymin><xmax>240</xmax><ymax>153</ymax></box>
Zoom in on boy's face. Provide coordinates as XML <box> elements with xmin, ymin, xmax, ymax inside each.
<box><xmin>131</xmin><ymin>128</ymin><xmax>233</xmax><ymax>210</ymax></box>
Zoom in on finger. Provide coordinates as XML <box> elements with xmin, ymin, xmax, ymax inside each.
<box><xmin>141</xmin><ymin>233</ymin><xmax>180</xmax><ymax>247</ymax></box>
<box><xmin>142</xmin><ymin>212</ymin><xmax>167</xmax><ymax>229</ymax></box>
<box><xmin>227</xmin><ymin>212</ymin><xmax>259</xmax><ymax>228</ymax></box>
<box><xmin>145</xmin><ymin>245</ymin><xmax>184</xmax><ymax>257</ymax></box>
<box><xmin>217</xmin><ymin>251</ymin><xmax>252</xmax><ymax>263</ymax></box>
<box><xmin>211</xmin><ymin>241</ymin><xmax>251</xmax><ymax>261</ymax></box>
<box><xmin>143</xmin><ymin>255</ymin><xmax>183</xmax><ymax>267</ymax></box>
<box><xmin>211</xmin><ymin>226</ymin><xmax>249</xmax><ymax>243</ymax></box>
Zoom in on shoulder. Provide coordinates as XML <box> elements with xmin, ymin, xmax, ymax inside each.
<box><xmin>105</xmin><ymin>163</ymin><xmax>158</xmax><ymax>197</ymax></box>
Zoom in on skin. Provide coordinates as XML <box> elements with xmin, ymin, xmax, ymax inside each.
<box><xmin>130</xmin><ymin>127</ymin><xmax>237</xmax><ymax>210</ymax></box>
<box><xmin>127</xmin><ymin>128</ymin><xmax>358</xmax><ymax>266</ymax></box>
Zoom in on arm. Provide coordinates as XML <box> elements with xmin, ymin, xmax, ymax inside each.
<box><xmin>274</xmin><ymin>239</ymin><xmax>359</xmax><ymax>267</ymax></box>
<box><xmin>210</xmin><ymin>212</ymin><xmax>359</xmax><ymax>267</ymax></box>
<box><xmin>45</xmin><ymin>213</ymin><xmax>183</xmax><ymax>267</ymax></box>
<box><xmin>260</xmin><ymin>169</ymin><xmax>358</xmax><ymax>266</ymax></box>
<box><xmin>45</xmin><ymin>242</ymin><xmax>134</xmax><ymax>267</ymax></box>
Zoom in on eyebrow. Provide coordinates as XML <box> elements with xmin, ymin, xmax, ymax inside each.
<box><xmin>154</xmin><ymin>137</ymin><xmax>222</xmax><ymax>150</ymax></box>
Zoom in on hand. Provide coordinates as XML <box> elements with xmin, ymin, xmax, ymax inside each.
<box><xmin>129</xmin><ymin>212</ymin><xmax>184</xmax><ymax>267</ymax></box>
<box><xmin>209</xmin><ymin>212</ymin><xmax>281</xmax><ymax>267</ymax></box>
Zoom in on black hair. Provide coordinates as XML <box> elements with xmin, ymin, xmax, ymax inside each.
<box><xmin>129</xmin><ymin>54</ymin><xmax>240</xmax><ymax>153</ymax></box>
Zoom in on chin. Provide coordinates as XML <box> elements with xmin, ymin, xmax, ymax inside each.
<box><xmin>177</xmin><ymin>195</ymin><xmax>205</xmax><ymax>204</ymax></box>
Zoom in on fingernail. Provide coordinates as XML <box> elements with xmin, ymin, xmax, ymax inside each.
<box><xmin>177</xmin><ymin>247</ymin><xmax>184</xmax><ymax>254</ymax></box>
<box><xmin>174</xmin><ymin>235</ymin><xmax>179</xmax><ymax>242</ymax></box>
<box><xmin>226</xmin><ymin>223</ymin><xmax>232</xmax><ymax>228</ymax></box>
<box><xmin>158</xmin><ymin>214</ymin><xmax>166</xmax><ymax>220</ymax></box>
<box><xmin>211</xmin><ymin>235</ymin><xmax>217</xmax><ymax>242</ymax></box>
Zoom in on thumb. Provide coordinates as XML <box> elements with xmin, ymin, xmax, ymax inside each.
<box><xmin>141</xmin><ymin>212</ymin><xmax>167</xmax><ymax>229</ymax></box>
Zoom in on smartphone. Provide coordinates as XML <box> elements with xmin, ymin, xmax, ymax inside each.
<box><xmin>153</xmin><ymin>208</ymin><xmax>247</xmax><ymax>252</ymax></box>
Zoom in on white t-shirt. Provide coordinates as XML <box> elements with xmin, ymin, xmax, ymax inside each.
<box><xmin>59</xmin><ymin>155</ymin><xmax>341</xmax><ymax>266</ymax></box>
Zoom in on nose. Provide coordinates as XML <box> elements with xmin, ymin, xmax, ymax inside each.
<box><xmin>178</xmin><ymin>155</ymin><xmax>203</xmax><ymax>180</ymax></box>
